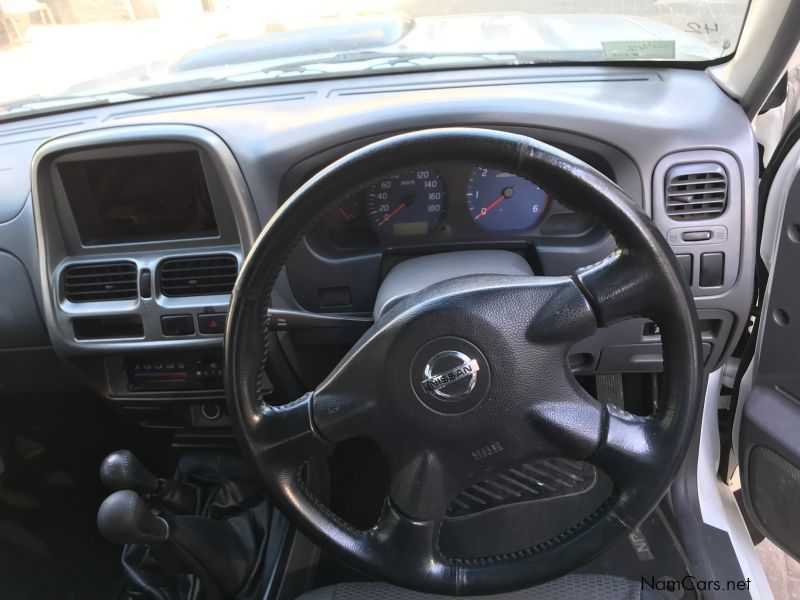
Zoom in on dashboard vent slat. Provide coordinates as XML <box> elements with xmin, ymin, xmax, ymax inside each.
<box><xmin>159</xmin><ymin>254</ymin><xmax>237</xmax><ymax>297</ymax></box>
<box><xmin>665</xmin><ymin>162</ymin><xmax>728</xmax><ymax>221</ymax></box>
<box><xmin>64</xmin><ymin>262</ymin><xmax>138</xmax><ymax>302</ymax></box>
<box><xmin>666</xmin><ymin>197</ymin><xmax>726</xmax><ymax>206</ymax></box>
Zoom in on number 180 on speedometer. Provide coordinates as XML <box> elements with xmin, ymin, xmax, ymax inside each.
<box><xmin>367</xmin><ymin>169</ymin><xmax>447</xmax><ymax>238</ymax></box>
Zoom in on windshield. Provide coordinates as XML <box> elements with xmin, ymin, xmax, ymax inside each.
<box><xmin>1</xmin><ymin>1</ymin><xmax>749</xmax><ymax>120</ymax></box>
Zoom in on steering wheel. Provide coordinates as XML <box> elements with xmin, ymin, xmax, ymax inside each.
<box><xmin>224</xmin><ymin>128</ymin><xmax>702</xmax><ymax>595</ymax></box>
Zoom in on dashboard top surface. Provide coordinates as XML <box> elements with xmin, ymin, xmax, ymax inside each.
<box><xmin>0</xmin><ymin>66</ymin><xmax>750</xmax><ymax>224</ymax></box>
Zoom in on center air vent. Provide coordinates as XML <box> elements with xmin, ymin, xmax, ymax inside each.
<box><xmin>64</xmin><ymin>261</ymin><xmax>137</xmax><ymax>302</ymax></box>
<box><xmin>159</xmin><ymin>254</ymin><xmax>237</xmax><ymax>297</ymax></box>
<box><xmin>665</xmin><ymin>162</ymin><xmax>728</xmax><ymax>221</ymax></box>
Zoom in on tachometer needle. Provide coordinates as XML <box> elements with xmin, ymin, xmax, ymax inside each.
<box><xmin>380</xmin><ymin>201</ymin><xmax>406</xmax><ymax>225</ymax></box>
<box><xmin>338</xmin><ymin>207</ymin><xmax>354</xmax><ymax>221</ymax></box>
<box><xmin>475</xmin><ymin>186</ymin><xmax>515</xmax><ymax>219</ymax></box>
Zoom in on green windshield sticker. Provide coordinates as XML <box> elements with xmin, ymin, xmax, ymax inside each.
<box><xmin>602</xmin><ymin>40</ymin><xmax>676</xmax><ymax>60</ymax></box>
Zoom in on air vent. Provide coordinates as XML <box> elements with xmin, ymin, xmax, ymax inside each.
<box><xmin>64</xmin><ymin>262</ymin><xmax>138</xmax><ymax>302</ymax></box>
<box><xmin>665</xmin><ymin>162</ymin><xmax>728</xmax><ymax>220</ymax></box>
<box><xmin>159</xmin><ymin>254</ymin><xmax>237</xmax><ymax>297</ymax></box>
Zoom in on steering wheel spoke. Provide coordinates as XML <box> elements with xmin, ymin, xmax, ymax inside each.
<box><xmin>312</xmin><ymin>389</ymin><xmax>378</xmax><ymax>443</ymax></box>
<box><xmin>529</xmin><ymin>385</ymin><xmax>606</xmax><ymax>460</ymax></box>
<box><xmin>588</xmin><ymin>404</ymin><xmax>659</xmax><ymax>488</ymax></box>
<box><xmin>368</xmin><ymin>501</ymin><xmax>447</xmax><ymax>580</ymax></box>
<box><xmin>252</xmin><ymin>393</ymin><xmax>331</xmax><ymax>471</ymax></box>
<box><xmin>575</xmin><ymin>251</ymin><xmax>660</xmax><ymax>327</ymax></box>
<box><xmin>530</xmin><ymin>385</ymin><xmax>658</xmax><ymax>491</ymax></box>
<box><xmin>522</xmin><ymin>276</ymin><xmax>599</xmax><ymax>346</ymax></box>
<box><xmin>385</xmin><ymin>448</ymin><xmax>462</xmax><ymax>521</ymax></box>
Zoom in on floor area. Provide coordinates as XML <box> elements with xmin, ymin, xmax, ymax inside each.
<box><xmin>729</xmin><ymin>469</ymin><xmax>800</xmax><ymax>600</ymax></box>
<box><xmin>1</xmin><ymin>385</ymin><xmax>798</xmax><ymax>599</ymax></box>
<box><xmin>757</xmin><ymin>540</ymin><xmax>800</xmax><ymax>600</ymax></box>
<box><xmin>0</xmin><ymin>389</ymin><xmax>171</xmax><ymax>600</ymax></box>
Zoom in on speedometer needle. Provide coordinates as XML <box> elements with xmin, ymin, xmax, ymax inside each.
<box><xmin>380</xmin><ymin>202</ymin><xmax>407</xmax><ymax>225</ymax></box>
<box><xmin>475</xmin><ymin>186</ymin><xmax>515</xmax><ymax>219</ymax></box>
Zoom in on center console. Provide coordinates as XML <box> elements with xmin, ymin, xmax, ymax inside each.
<box><xmin>31</xmin><ymin>124</ymin><xmax>260</xmax><ymax>428</ymax></box>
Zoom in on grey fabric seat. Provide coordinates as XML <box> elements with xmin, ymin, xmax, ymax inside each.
<box><xmin>297</xmin><ymin>574</ymin><xmax>653</xmax><ymax>600</ymax></box>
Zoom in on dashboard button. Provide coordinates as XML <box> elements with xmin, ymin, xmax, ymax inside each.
<box><xmin>699</xmin><ymin>253</ymin><xmax>725</xmax><ymax>287</ymax></box>
<box><xmin>675</xmin><ymin>254</ymin><xmax>693</xmax><ymax>284</ymax></box>
<box><xmin>681</xmin><ymin>230</ymin><xmax>713</xmax><ymax>242</ymax></box>
<box><xmin>161</xmin><ymin>315</ymin><xmax>194</xmax><ymax>336</ymax></box>
<box><xmin>198</xmin><ymin>313</ymin><xmax>226</xmax><ymax>334</ymax></box>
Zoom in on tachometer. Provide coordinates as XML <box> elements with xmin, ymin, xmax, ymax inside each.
<box><xmin>366</xmin><ymin>169</ymin><xmax>446</xmax><ymax>237</ymax></box>
<box><xmin>466</xmin><ymin>168</ymin><xmax>549</xmax><ymax>232</ymax></box>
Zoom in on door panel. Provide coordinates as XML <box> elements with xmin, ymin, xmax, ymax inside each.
<box><xmin>738</xmin><ymin>131</ymin><xmax>800</xmax><ymax>561</ymax></box>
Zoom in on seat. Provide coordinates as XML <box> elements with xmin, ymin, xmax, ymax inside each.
<box><xmin>297</xmin><ymin>575</ymin><xmax>659</xmax><ymax>600</ymax></box>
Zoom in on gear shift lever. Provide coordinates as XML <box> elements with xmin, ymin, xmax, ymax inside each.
<box><xmin>100</xmin><ymin>450</ymin><xmax>196</xmax><ymax>514</ymax></box>
<box><xmin>100</xmin><ymin>450</ymin><xmax>160</xmax><ymax>494</ymax></box>
<box><xmin>97</xmin><ymin>490</ymin><xmax>169</xmax><ymax>546</ymax></box>
<box><xmin>98</xmin><ymin>489</ymin><xmax>256</xmax><ymax>600</ymax></box>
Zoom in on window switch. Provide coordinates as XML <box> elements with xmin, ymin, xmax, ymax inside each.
<box><xmin>675</xmin><ymin>254</ymin><xmax>693</xmax><ymax>284</ymax></box>
<box><xmin>699</xmin><ymin>253</ymin><xmax>725</xmax><ymax>287</ymax></box>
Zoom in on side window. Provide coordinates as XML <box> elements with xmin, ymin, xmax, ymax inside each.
<box><xmin>754</xmin><ymin>45</ymin><xmax>800</xmax><ymax>165</ymax></box>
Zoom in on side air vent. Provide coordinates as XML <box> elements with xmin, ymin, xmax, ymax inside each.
<box><xmin>665</xmin><ymin>162</ymin><xmax>728</xmax><ymax>220</ymax></box>
<box><xmin>159</xmin><ymin>254</ymin><xmax>237</xmax><ymax>297</ymax></box>
<box><xmin>64</xmin><ymin>262</ymin><xmax>138</xmax><ymax>302</ymax></box>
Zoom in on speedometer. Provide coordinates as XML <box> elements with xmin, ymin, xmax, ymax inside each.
<box><xmin>466</xmin><ymin>168</ymin><xmax>549</xmax><ymax>232</ymax></box>
<box><xmin>366</xmin><ymin>169</ymin><xmax>447</xmax><ymax>238</ymax></box>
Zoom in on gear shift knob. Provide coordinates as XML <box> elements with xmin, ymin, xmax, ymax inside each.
<box><xmin>97</xmin><ymin>490</ymin><xmax>169</xmax><ymax>546</ymax></box>
<box><xmin>100</xmin><ymin>449</ymin><xmax>160</xmax><ymax>494</ymax></box>
<box><xmin>99</xmin><ymin>450</ymin><xmax>197</xmax><ymax>515</ymax></box>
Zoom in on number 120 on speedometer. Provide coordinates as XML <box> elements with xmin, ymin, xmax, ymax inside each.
<box><xmin>366</xmin><ymin>169</ymin><xmax>447</xmax><ymax>238</ymax></box>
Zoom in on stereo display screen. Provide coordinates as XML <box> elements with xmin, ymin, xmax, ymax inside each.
<box><xmin>58</xmin><ymin>150</ymin><xmax>218</xmax><ymax>245</ymax></box>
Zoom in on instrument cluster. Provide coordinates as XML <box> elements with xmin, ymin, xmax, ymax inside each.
<box><xmin>309</xmin><ymin>164</ymin><xmax>596</xmax><ymax>253</ymax></box>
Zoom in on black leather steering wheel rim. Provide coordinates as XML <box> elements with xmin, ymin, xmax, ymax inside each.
<box><xmin>225</xmin><ymin>128</ymin><xmax>703</xmax><ymax>595</ymax></box>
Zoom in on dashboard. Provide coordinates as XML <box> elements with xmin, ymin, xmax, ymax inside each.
<box><xmin>0</xmin><ymin>65</ymin><xmax>758</xmax><ymax>429</ymax></box>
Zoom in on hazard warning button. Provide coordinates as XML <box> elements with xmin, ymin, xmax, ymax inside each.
<box><xmin>198</xmin><ymin>313</ymin><xmax>227</xmax><ymax>335</ymax></box>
